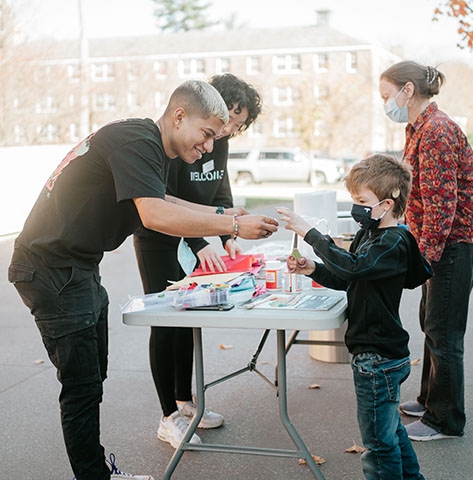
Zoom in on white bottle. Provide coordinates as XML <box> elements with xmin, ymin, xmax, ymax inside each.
<box><xmin>265</xmin><ymin>260</ymin><xmax>282</xmax><ymax>290</ymax></box>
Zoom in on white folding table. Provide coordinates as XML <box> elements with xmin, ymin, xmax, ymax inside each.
<box><xmin>122</xmin><ymin>289</ymin><xmax>347</xmax><ymax>480</ymax></box>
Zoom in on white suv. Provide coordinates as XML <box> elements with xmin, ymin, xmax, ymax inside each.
<box><xmin>228</xmin><ymin>148</ymin><xmax>312</xmax><ymax>186</ymax></box>
<box><xmin>312</xmin><ymin>155</ymin><xmax>353</xmax><ymax>185</ymax></box>
<box><xmin>228</xmin><ymin>148</ymin><xmax>351</xmax><ymax>186</ymax></box>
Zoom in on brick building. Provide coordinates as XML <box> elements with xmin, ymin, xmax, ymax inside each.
<box><xmin>2</xmin><ymin>16</ymin><xmax>402</xmax><ymax>156</ymax></box>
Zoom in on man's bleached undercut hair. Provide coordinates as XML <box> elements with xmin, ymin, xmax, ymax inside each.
<box><xmin>167</xmin><ymin>80</ymin><xmax>229</xmax><ymax>124</ymax></box>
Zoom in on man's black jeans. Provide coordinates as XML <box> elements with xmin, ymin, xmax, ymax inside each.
<box><xmin>9</xmin><ymin>245</ymin><xmax>110</xmax><ymax>480</ymax></box>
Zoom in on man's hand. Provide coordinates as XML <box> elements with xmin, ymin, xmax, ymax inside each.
<box><xmin>237</xmin><ymin>215</ymin><xmax>278</xmax><ymax>240</ymax></box>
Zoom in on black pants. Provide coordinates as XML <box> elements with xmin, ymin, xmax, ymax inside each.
<box><xmin>9</xmin><ymin>245</ymin><xmax>110</xmax><ymax>480</ymax></box>
<box><xmin>133</xmin><ymin>235</ymin><xmax>194</xmax><ymax>417</ymax></box>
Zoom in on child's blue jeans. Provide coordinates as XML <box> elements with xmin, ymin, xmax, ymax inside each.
<box><xmin>351</xmin><ymin>352</ymin><xmax>424</xmax><ymax>480</ymax></box>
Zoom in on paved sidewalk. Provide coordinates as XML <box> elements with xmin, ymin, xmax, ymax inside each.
<box><xmin>1</xmin><ymin>219</ymin><xmax>472</xmax><ymax>479</ymax></box>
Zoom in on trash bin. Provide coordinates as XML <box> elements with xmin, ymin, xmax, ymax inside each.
<box><xmin>308</xmin><ymin>322</ymin><xmax>350</xmax><ymax>363</ymax></box>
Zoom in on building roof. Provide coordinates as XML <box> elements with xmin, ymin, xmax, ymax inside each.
<box><xmin>26</xmin><ymin>24</ymin><xmax>372</xmax><ymax>62</ymax></box>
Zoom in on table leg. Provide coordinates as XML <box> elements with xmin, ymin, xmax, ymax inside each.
<box><xmin>276</xmin><ymin>330</ymin><xmax>326</xmax><ymax>480</ymax></box>
<box><xmin>163</xmin><ymin>327</ymin><xmax>205</xmax><ymax>480</ymax></box>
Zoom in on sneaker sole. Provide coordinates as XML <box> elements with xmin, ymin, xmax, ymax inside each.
<box><xmin>197</xmin><ymin>419</ymin><xmax>224</xmax><ymax>429</ymax></box>
<box><xmin>399</xmin><ymin>407</ymin><xmax>426</xmax><ymax>417</ymax></box>
<box><xmin>408</xmin><ymin>432</ymin><xmax>461</xmax><ymax>442</ymax></box>
<box><xmin>157</xmin><ymin>431</ymin><xmax>180</xmax><ymax>449</ymax></box>
<box><xmin>182</xmin><ymin>415</ymin><xmax>224</xmax><ymax>429</ymax></box>
<box><xmin>157</xmin><ymin>430</ymin><xmax>202</xmax><ymax>448</ymax></box>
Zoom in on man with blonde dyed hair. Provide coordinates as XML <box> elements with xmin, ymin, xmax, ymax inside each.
<box><xmin>8</xmin><ymin>79</ymin><xmax>278</xmax><ymax>480</ymax></box>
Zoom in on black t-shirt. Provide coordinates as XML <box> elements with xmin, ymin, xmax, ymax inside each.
<box><xmin>17</xmin><ymin>118</ymin><xmax>168</xmax><ymax>268</ymax></box>
<box><xmin>134</xmin><ymin>137</ymin><xmax>233</xmax><ymax>253</ymax></box>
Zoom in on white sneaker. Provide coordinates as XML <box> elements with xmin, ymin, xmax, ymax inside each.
<box><xmin>107</xmin><ymin>453</ymin><xmax>154</xmax><ymax>480</ymax></box>
<box><xmin>178</xmin><ymin>399</ymin><xmax>224</xmax><ymax>429</ymax></box>
<box><xmin>157</xmin><ymin>411</ymin><xmax>202</xmax><ymax>448</ymax></box>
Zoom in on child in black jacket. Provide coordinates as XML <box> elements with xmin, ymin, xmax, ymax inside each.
<box><xmin>277</xmin><ymin>154</ymin><xmax>432</xmax><ymax>480</ymax></box>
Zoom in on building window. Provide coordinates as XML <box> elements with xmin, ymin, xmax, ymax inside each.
<box><xmin>314</xmin><ymin>53</ymin><xmax>329</xmax><ymax>71</ymax></box>
<box><xmin>35</xmin><ymin>96</ymin><xmax>56</xmax><ymax>114</ymax></box>
<box><xmin>127</xmin><ymin>92</ymin><xmax>140</xmax><ymax>112</ymax></box>
<box><xmin>37</xmin><ymin>123</ymin><xmax>59</xmax><ymax>143</ymax></box>
<box><xmin>68</xmin><ymin>123</ymin><xmax>79</xmax><ymax>142</ymax></box>
<box><xmin>273</xmin><ymin>86</ymin><xmax>298</xmax><ymax>106</ymax></box>
<box><xmin>346</xmin><ymin>52</ymin><xmax>357</xmax><ymax>73</ymax></box>
<box><xmin>273</xmin><ymin>55</ymin><xmax>301</xmax><ymax>74</ymax></box>
<box><xmin>216</xmin><ymin>57</ymin><xmax>230</xmax><ymax>74</ymax></box>
<box><xmin>246</xmin><ymin>56</ymin><xmax>261</xmax><ymax>75</ymax></box>
<box><xmin>179</xmin><ymin>58</ymin><xmax>205</xmax><ymax>77</ymax></box>
<box><xmin>314</xmin><ymin>118</ymin><xmax>327</xmax><ymax>137</ymax></box>
<box><xmin>14</xmin><ymin>125</ymin><xmax>26</xmax><ymax>143</ymax></box>
<box><xmin>92</xmin><ymin>93</ymin><xmax>116</xmax><ymax>111</ymax></box>
<box><xmin>127</xmin><ymin>62</ymin><xmax>139</xmax><ymax>81</ymax></box>
<box><xmin>91</xmin><ymin>63</ymin><xmax>115</xmax><ymax>82</ymax></box>
<box><xmin>68</xmin><ymin>64</ymin><xmax>80</xmax><ymax>82</ymax></box>
<box><xmin>314</xmin><ymin>84</ymin><xmax>329</xmax><ymax>103</ymax></box>
<box><xmin>154</xmin><ymin>60</ymin><xmax>168</xmax><ymax>77</ymax></box>
<box><xmin>247</xmin><ymin>122</ymin><xmax>262</xmax><ymax>138</ymax></box>
<box><xmin>273</xmin><ymin>117</ymin><xmax>294</xmax><ymax>137</ymax></box>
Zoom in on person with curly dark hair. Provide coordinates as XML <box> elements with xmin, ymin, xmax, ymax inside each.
<box><xmin>133</xmin><ymin>74</ymin><xmax>263</xmax><ymax>448</ymax></box>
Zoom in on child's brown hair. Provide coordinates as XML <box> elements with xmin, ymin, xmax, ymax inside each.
<box><xmin>345</xmin><ymin>154</ymin><xmax>412</xmax><ymax>219</ymax></box>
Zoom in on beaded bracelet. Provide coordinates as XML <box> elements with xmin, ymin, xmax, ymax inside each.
<box><xmin>232</xmin><ymin>214</ymin><xmax>239</xmax><ymax>241</ymax></box>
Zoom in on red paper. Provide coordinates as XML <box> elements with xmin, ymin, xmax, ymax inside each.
<box><xmin>190</xmin><ymin>253</ymin><xmax>263</xmax><ymax>277</ymax></box>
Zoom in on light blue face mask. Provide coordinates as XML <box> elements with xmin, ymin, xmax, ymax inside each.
<box><xmin>383</xmin><ymin>87</ymin><xmax>409</xmax><ymax>123</ymax></box>
<box><xmin>177</xmin><ymin>238</ymin><xmax>197</xmax><ymax>276</ymax></box>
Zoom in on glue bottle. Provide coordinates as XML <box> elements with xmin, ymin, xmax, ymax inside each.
<box><xmin>265</xmin><ymin>260</ymin><xmax>282</xmax><ymax>290</ymax></box>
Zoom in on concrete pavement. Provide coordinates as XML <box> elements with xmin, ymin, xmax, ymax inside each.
<box><xmin>1</xmin><ymin>201</ymin><xmax>473</xmax><ymax>479</ymax></box>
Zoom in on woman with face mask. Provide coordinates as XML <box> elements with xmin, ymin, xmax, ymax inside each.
<box><xmin>379</xmin><ymin>60</ymin><xmax>473</xmax><ymax>442</ymax></box>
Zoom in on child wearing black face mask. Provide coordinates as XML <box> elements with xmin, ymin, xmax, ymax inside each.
<box><xmin>276</xmin><ymin>153</ymin><xmax>432</xmax><ymax>480</ymax></box>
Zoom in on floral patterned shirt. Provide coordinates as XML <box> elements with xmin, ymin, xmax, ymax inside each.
<box><xmin>403</xmin><ymin>102</ymin><xmax>473</xmax><ymax>262</ymax></box>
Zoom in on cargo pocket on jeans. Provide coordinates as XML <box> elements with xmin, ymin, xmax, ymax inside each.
<box><xmin>35</xmin><ymin>312</ymin><xmax>102</xmax><ymax>386</ymax></box>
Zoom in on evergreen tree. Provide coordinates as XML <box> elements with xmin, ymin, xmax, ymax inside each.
<box><xmin>152</xmin><ymin>0</ymin><xmax>216</xmax><ymax>32</ymax></box>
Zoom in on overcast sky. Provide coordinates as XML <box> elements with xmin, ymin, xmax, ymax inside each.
<box><xmin>11</xmin><ymin>0</ymin><xmax>473</xmax><ymax>65</ymax></box>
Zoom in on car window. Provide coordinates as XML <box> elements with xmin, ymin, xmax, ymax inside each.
<box><xmin>228</xmin><ymin>152</ymin><xmax>249</xmax><ymax>160</ymax></box>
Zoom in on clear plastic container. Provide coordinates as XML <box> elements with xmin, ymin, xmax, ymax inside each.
<box><xmin>173</xmin><ymin>284</ymin><xmax>229</xmax><ymax>309</ymax></box>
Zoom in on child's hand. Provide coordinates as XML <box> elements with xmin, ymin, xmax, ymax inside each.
<box><xmin>276</xmin><ymin>207</ymin><xmax>312</xmax><ymax>237</ymax></box>
<box><xmin>287</xmin><ymin>255</ymin><xmax>315</xmax><ymax>275</ymax></box>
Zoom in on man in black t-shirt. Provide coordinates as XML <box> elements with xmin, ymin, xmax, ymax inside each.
<box><xmin>8</xmin><ymin>80</ymin><xmax>278</xmax><ymax>480</ymax></box>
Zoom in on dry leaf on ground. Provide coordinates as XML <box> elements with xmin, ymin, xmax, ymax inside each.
<box><xmin>298</xmin><ymin>454</ymin><xmax>326</xmax><ymax>465</ymax></box>
<box><xmin>308</xmin><ymin>383</ymin><xmax>321</xmax><ymax>389</ymax></box>
<box><xmin>345</xmin><ymin>440</ymin><xmax>366</xmax><ymax>454</ymax></box>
